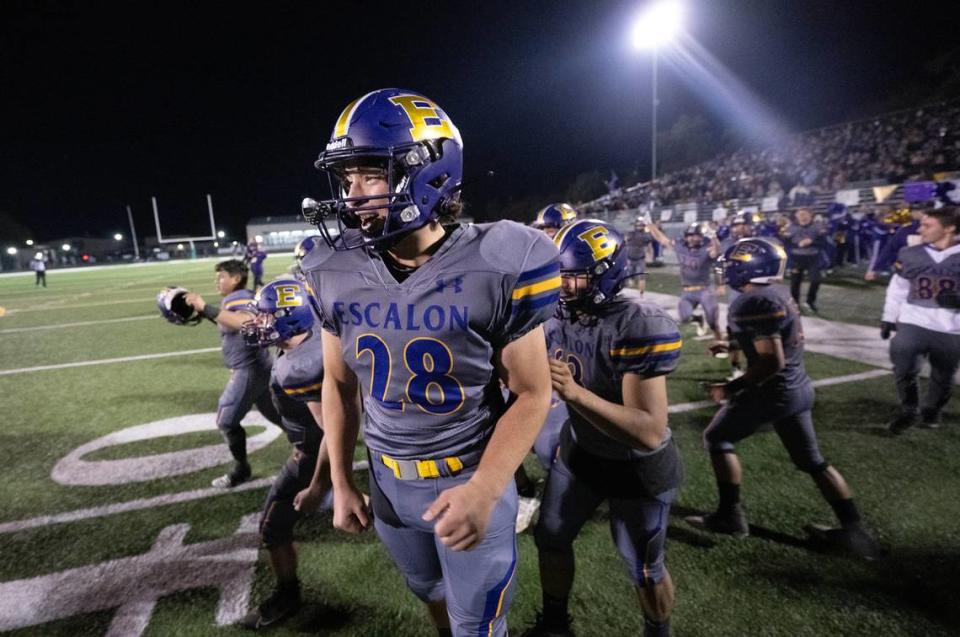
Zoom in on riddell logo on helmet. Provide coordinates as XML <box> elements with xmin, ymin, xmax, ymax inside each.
<box><xmin>326</xmin><ymin>137</ymin><xmax>350</xmax><ymax>151</ymax></box>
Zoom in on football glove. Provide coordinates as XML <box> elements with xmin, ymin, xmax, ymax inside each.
<box><xmin>880</xmin><ymin>321</ymin><xmax>895</xmax><ymax>340</ymax></box>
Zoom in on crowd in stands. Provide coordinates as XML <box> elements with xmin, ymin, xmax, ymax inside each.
<box><xmin>582</xmin><ymin>99</ymin><xmax>960</xmax><ymax>214</ymax></box>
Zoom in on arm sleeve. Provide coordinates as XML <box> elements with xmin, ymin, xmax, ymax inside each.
<box><xmin>608</xmin><ymin>310</ymin><xmax>682</xmax><ymax>378</ymax></box>
<box><xmin>882</xmin><ymin>274</ymin><xmax>910</xmax><ymax>323</ymax></box>
<box><xmin>730</xmin><ymin>295</ymin><xmax>787</xmax><ymax>339</ymax></box>
<box><xmin>490</xmin><ymin>231</ymin><xmax>560</xmax><ymax>348</ymax></box>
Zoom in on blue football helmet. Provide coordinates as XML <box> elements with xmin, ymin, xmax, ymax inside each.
<box><xmin>305</xmin><ymin>88</ymin><xmax>463</xmax><ymax>251</ymax></box>
<box><xmin>553</xmin><ymin>219</ymin><xmax>628</xmax><ymax>311</ymax></box>
<box><xmin>157</xmin><ymin>286</ymin><xmax>202</xmax><ymax>326</ymax></box>
<box><xmin>715</xmin><ymin>237</ymin><xmax>787</xmax><ymax>290</ymax></box>
<box><xmin>241</xmin><ymin>279</ymin><xmax>315</xmax><ymax>347</ymax></box>
<box><xmin>293</xmin><ymin>235</ymin><xmax>320</xmax><ymax>264</ymax></box>
<box><xmin>533</xmin><ymin>203</ymin><xmax>578</xmax><ymax>230</ymax></box>
<box><xmin>683</xmin><ymin>222</ymin><xmax>705</xmax><ymax>247</ymax></box>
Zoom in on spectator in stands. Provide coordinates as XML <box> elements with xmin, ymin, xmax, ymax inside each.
<box><xmin>784</xmin><ymin>208</ymin><xmax>829</xmax><ymax>313</ymax></box>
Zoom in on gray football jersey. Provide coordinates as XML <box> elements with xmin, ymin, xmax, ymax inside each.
<box><xmin>544</xmin><ymin>289</ymin><xmax>682</xmax><ymax>460</ymax></box>
<box><xmin>894</xmin><ymin>244</ymin><xmax>960</xmax><ymax>309</ymax></box>
<box><xmin>302</xmin><ymin>221</ymin><xmax>560</xmax><ymax>459</ymax></box>
<box><xmin>625</xmin><ymin>230</ymin><xmax>652</xmax><ymax>261</ymax></box>
<box><xmin>674</xmin><ymin>243</ymin><xmax>713</xmax><ymax>286</ymax></box>
<box><xmin>728</xmin><ymin>284</ymin><xmax>808</xmax><ymax>390</ymax></box>
<box><xmin>220</xmin><ymin>289</ymin><xmax>271</xmax><ymax>370</ymax></box>
<box><xmin>270</xmin><ymin>329</ymin><xmax>324</xmax><ymax>451</ymax></box>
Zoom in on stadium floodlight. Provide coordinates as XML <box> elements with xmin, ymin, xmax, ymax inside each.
<box><xmin>113</xmin><ymin>233</ymin><xmax>123</xmax><ymax>241</ymax></box>
<box><xmin>6</xmin><ymin>247</ymin><xmax>17</xmax><ymax>255</ymax></box>
<box><xmin>630</xmin><ymin>0</ymin><xmax>684</xmax><ymax>182</ymax></box>
<box><xmin>213</xmin><ymin>241</ymin><xmax>219</xmax><ymax>247</ymax></box>
<box><xmin>62</xmin><ymin>243</ymin><xmax>71</xmax><ymax>251</ymax></box>
<box><xmin>176</xmin><ymin>243</ymin><xmax>184</xmax><ymax>250</ymax></box>
<box><xmin>217</xmin><ymin>230</ymin><xmax>225</xmax><ymax>238</ymax></box>
<box><xmin>631</xmin><ymin>0</ymin><xmax>684</xmax><ymax>51</ymax></box>
<box><xmin>25</xmin><ymin>239</ymin><xmax>34</xmax><ymax>246</ymax></box>
<box><xmin>254</xmin><ymin>235</ymin><xmax>264</xmax><ymax>243</ymax></box>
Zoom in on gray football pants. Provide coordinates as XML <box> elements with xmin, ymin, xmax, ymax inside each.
<box><xmin>890</xmin><ymin>322</ymin><xmax>960</xmax><ymax>415</ymax></box>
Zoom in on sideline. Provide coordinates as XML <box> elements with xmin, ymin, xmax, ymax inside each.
<box><xmin>0</xmin><ymin>347</ymin><xmax>220</xmax><ymax>376</ymax></box>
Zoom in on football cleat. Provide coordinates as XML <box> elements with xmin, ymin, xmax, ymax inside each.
<box><xmin>887</xmin><ymin>412</ymin><xmax>918</xmax><ymax>436</ymax></box>
<box><xmin>805</xmin><ymin>523</ymin><xmax>881</xmax><ymax>561</ymax></box>
<box><xmin>212</xmin><ymin>462</ymin><xmax>252</xmax><ymax>489</ymax></box>
<box><xmin>692</xmin><ymin>313</ymin><xmax>706</xmax><ymax>337</ymax></box>
<box><xmin>685</xmin><ymin>506</ymin><xmax>749</xmax><ymax>538</ymax></box>
<box><xmin>918</xmin><ymin>409</ymin><xmax>941</xmax><ymax>429</ymax></box>
<box><xmin>237</xmin><ymin>585</ymin><xmax>302</xmax><ymax>630</ymax></box>
<box><xmin>520</xmin><ymin>612</ymin><xmax>575</xmax><ymax>637</ymax></box>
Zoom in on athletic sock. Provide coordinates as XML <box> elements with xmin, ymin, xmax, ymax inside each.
<box><xmin>829</xmin><ymin>498</ymin><xmax>861</xmax><ymax>527</ymax></box>
<box><xmin>543</xmin><ymin>592</ymin><xmax>570</xmax><ymax>630</ymax></box>
<box><xmin>717</xmin><ymin>482</ymin><xmax>741</xmax><ymax>514</ymax></box>
<box><xmin>644</xmin><ymin>616</ymin><xmax>670</xmax><ymax>637</ymax></box>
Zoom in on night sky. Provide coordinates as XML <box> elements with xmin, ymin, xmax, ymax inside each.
<box><xmin>2</xmin><ymin>0</ymin><xmax>958</xmax><ymax>241</ymax></box>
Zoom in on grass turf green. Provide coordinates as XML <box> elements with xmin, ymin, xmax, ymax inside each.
<box><xmin>0</xmin><ymin>259</ymin><xmax>958</xmax><ymax>636</ymax></box>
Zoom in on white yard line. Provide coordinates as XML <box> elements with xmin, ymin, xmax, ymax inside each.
<box><xmin>0</xmin><ymin>315</ymin><xmax>157</xmax><ymax>335</ymax></box>
<box><xmin>0</xmin><ymin>460</ymin><xmax>371</xmax><ymax>535</ymax></box>
<box><xmin>0</xmin><ymin>348</ymin><xmax>220</xmax><ymax>376</ymax></box>
<box><xmin>5</xmin><ymin>297</ymin><xmax>156</xmax><ymax>314</ymax></box>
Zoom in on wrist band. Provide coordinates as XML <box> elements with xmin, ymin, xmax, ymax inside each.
<box><xmin>201</xmin><ymin>304</ymin><xmax>220</xmax><ymax>321</ymax></box>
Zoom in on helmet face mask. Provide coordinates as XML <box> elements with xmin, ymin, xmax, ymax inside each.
<box><xmin>306</xmin><ymin>89</ymin><xmax>463</xmax><ymax>252</ymax></box>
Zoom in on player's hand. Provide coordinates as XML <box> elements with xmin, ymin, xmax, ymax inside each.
<box><xmin>864</xmin><ymin>271</ymin><xmax>877</xmax><ymax>281</ymax></box>
<box><xmin>423</xmin><ymin>479</ymin><xmax>498</xmax><ymax>551</ymax></box>
<box><xmin>880</xmin><ymin>321</ymin><xmax>896</xmax><ymax>340</ymax></box>
<box><xmin>184</xmin><ymin>292</ymin><xmax>205</xmax><ymax>311</ymax></box>
<box><xmin>331</xmin><ymin>484</ymin><xmax>370</xmax><ymax>534</ymax></box>
<box><xmin>293</xmin><ymin>480</ymin><xmax>331</xmax><ymax>514</ymax></box>
<box><xmin>716</xmin><ymin>285</ymin><xmax>726</xmax><ymax>296</ymax></box>
<box><xmin>549</xmin><ymin>358</ymin><xmax>581</xmax><ymax>402</ymax></box>
<box><xmin>705</xmin><ymin>382</ymin><xmax>727</xmax><ymax>403</ymax></box>
<box><xmin>798</xmin><ymin>238</ymin><xmax>813</xmax><ymax>248</ymax></box>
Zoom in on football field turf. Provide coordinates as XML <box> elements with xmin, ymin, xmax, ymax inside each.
<box><xmin>0</xmin><ymin>259</ymin><xmax>957</xmax><ymax>636</ymax></box>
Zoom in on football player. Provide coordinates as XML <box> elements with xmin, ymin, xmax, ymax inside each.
<box><xmin>299</xmin><ymin>88</ymin><xmax>559</xmax><ymax>637</ymax></box>
<box><xmin>715</xmin><ymin>214</ymin><xmax>756</xmax><ymax>377</ymax></box>
<box><xmin>236</xmin><ymin>278</ymin><xmax>330</xmax><ymax>629</ymax></box>
<box><xmin>246</xmin><ymin>240</ymin><xmax>268</xmax><ymax>291</ymax></box>
<box><xmin>291</xmin><ymin>235</ymin><xmax>321</xmax><ymax>280</ymax></box>
<box><xmin>882</xmin><ymin>206</ymin><xmax>960</xmax><ymax>433</ymax></box>
<box><xmin>624</xmin><ymin>216</ymin><xmax>653</xmax><ymax>294</ymax></box>
<box><xmin>532</xmin><ymin>202</ymin><xmax>578</xmax><ymax>239</ymax></box>
<box><xmin>688</xmin><ymin>238</ymin><xmax>880</xmax><ymax>559</ymax></box>
<box><xmin>647</xmin><ymin>222</ymin><xmax>723</xmax><ymax>342</ymax></box>
<box><xmin>185</xmin><ymin>260</ymin><xmax>280</xmax><ymax>488</ymax></box>
<box><xmin>523</xmin><ymin>220</ymin><xmax>683</xmax><ymax>637</ymax></box>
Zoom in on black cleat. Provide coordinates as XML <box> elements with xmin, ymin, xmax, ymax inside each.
<box><xmin>237</xmin><ymin>586</ymin><xmax>302</xmax><ymax>630</ymax></box>
<box><xmin>804</xmin><ymin>301</ymin><xmax>819</xmax><ymax>314</ymax></box>
<box><xmin>806</xmin><ymin>523</ymin><xmax>881</xmax><ymax>561</ymax></box>
<box><xmin>212</xmin><ymin>462</ymin><xmax>252</xmax><ymax>489</ymax></box>
<box><xmin>887</xmin><ymin>412</ymin><xmax>917</xmax><ymax>436</ymax></box>
<box><xmin>520</xmin><ymin>612</ymin><xmax>575</xmax><ymax>637</ymax></box>
<box><xmin>685</xmin><ymin>506</ymin><xmax>749</xmax><ymax>537</ymax></box>
<box><xmin>918</xmin><ymin>410</ymin><xmax>941</xmax><ymax>430</ymax></box>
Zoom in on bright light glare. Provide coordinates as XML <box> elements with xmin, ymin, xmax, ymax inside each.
<box><xmin>254</xmin><ymin>235</ymin><xmax>264</xmax><ymax>243</ymax></box>
<box><xmin>176</xmin><ymin>243</ymin><xmax>184</xmax><ymax>250</ymax></box>
<box><xmin>217</xmin><ymin>230</ymin><xmax>225</xmax><ymax>238</ymax></box>
<box><xmin>114</xmin><ymin>233</ymin><xmax>123</xmax><ymax>241</ymax></box>
<box><xmin>25</xmin><ymin>239</ymin><xmax>34</xmax><ymax>246</ymax></box>
<box><xmin>632</xmin><ymin>0</ymin><xmax>684</xmax><ymax>50</ymax></box>
<box><xmin>62</xmin><ymin>243</ymin><xmax>71</xmax><ymax>251</ymax></box>
<box><xmin>6</xmin><ymin>247</ymin><xmax>17</xmax><ymax>255</ymax></box>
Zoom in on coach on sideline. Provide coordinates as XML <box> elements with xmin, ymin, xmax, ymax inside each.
<box><xmin>882</xmin><ymin>206</ymin><xmax>960</xmax><ymax>434</ymax></box>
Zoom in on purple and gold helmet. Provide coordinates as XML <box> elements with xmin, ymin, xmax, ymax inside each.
<box><xmin>533</xmin><ymin>203</ymin><xmax>579</xmax><ymax>230</ymax></box>
<box><xmin>715</xmin><ymin>238</ymin><xmax>786</xmax><ymax>290</ymax></box>
<box><xmin>241</xmin><ymin>279</ymin><xmax>315</xmax><ymax>347</ymax></box>
<box><xmin>305</xmin><ymin>88</ymin><xmax>463</xmax><ymax>252</ymax></box>
<box><xmin>553</xmin><ymin>219</ymin><xmax>628</xmax><ymax>311</ymax></box>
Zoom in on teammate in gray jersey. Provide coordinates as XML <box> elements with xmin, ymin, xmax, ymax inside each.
<box><xmin>783</xmin><ymin>208</ymin><xmax>829</xmax><ymax>313</ymax></box>
<box><xmin>882</xmin><ymin>206</ymin><xmax>960</xmax><ymax>433</ymax></box>
<box><xmin>688</xmin><ymin>238</ymin><xmax>880</xmax><ymax>560</ymax></box>
<box><xmin>525</xmin><ymin>220</ymin><xmax>683</xmax><ymax>637</ymax></box>
<box><xmin>300</xmin><ymin>88</ymin><xmax>558</xmax><ymax>637</ymax></box>
<box><xmin>186</xmin><ymin>259</ymin><xmax>280</xmax><ymax>488</ymax></box>
<box><xmin>648</xmin><ymin>222</ymin><xmax>723</xmax><ymax>342</ymax></box>
<box><xmin>235</xmin><ymin>278</ymin><xmax>331</xmax><ymax>630</ymax></box>
<box><xmin>624</xmin><ymin>217</ymin><xmax>654</xmax><ymax>295</ymax></box>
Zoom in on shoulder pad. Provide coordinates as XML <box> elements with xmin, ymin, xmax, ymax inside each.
<box><xmin>478</xmin><ymin>220</ymin><xmax>552</xmax><ymax>275</ymax></box>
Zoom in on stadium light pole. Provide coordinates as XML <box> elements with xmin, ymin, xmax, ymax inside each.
<box><xmin>631</xmin><ymin>0</ymin><xmax>684</xmax><ymax>182</ymax></box>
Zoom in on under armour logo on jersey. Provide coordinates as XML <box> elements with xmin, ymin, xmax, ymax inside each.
<box><xmin>435</xmin><ymin>277</ymin><xmax>464</xmax><ymax>294</ymax></box>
